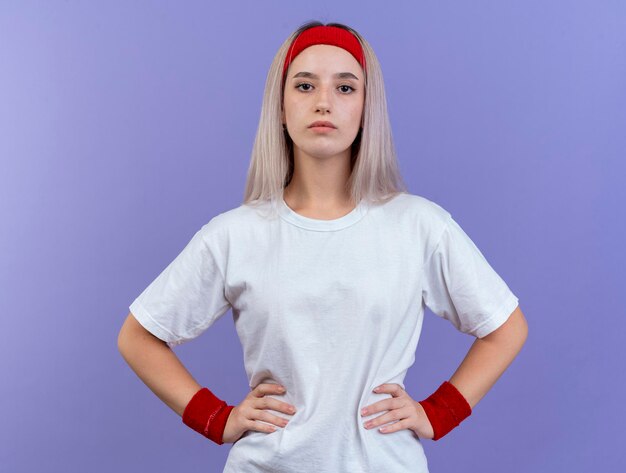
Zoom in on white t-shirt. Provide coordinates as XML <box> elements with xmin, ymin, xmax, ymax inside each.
<box><xmin>129</xmin><ymin>191</ymin><xmax>519</xmax><ymax>473</ymax></box>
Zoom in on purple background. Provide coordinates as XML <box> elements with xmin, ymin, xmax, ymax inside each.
<box><xmin>1</xmin><ymin>1</ymin><xmax>624</xmax><ymax>472</ymax></box>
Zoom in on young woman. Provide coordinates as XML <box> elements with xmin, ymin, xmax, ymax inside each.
<box><xmin>118</xmin><ymin>20</ymin><xmax>528</xmax><ymax>473</ymax></box>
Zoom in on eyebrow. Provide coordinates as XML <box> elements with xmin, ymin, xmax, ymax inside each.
<box><xmin>291</xmin><ymin>71</ymin><xmax>360</xmax><ymax>81</ymax></box>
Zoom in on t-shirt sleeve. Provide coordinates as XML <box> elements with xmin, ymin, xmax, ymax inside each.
<box><xmin>128</xmin><ymin>221</ymin><xmax>231</xmax><ymax>349</ymax></box>
<box><xmin>421</xmin><ymin>213</ymin><xmax>519</xmax><ymax>338</ymax></box>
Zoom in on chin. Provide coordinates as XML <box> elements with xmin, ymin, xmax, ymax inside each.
<box><xmin>297</xmin><ymin>143</ymin><xmax>354</xmax><ymax>159</ymax></box>
<box><xmin>306</xmin><ymin>150</ymin><xmax>349</xmax><ymax>160</ymax></box>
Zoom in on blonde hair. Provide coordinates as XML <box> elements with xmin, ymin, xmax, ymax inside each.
<box><xmin>243</xmin><ymin>20</ymin><xmax>408</xmax><ymax>215</ymax></box>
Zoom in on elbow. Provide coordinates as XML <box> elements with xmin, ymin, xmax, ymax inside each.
<box><xmin>117</xmin><ymin>313</ymin><xmax>139</xmax><ymax>355</ymax></box>
<box><xmin>511</xmin><ymin>306</ymin><xmax>529</xmax><ymax>352</ymax></box>
<box><xmin>517</xmin><ymin>306</ymin><xmax>529</xmax><ymax>344</ymax></box>
<box><xmin>117</xmin><ymin>326</ymin><xmax>131</xmax><ymax>357</ymax></box>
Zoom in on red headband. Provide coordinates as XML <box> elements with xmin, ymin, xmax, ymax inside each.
<box><xmin>282</xmin><ymin>25</ymin><xmax>366</xmax><ymax>85</ymax></box>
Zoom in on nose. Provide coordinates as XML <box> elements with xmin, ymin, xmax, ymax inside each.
<box><xmin>315</xmin><ymin>85</ymin><xmax>331</xmax><ymax>113</ymax></box>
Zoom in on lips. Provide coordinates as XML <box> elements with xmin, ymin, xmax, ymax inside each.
<box><xmin>309</xmin><ymin>121</ymin><xmax>336</xmax><ymax>128</ymax></box>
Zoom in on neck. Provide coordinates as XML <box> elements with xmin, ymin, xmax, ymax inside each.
<box><xmin>284</xmin><ymin>149</ymin><xmax>355</xmax><ymax>211</ymax></box>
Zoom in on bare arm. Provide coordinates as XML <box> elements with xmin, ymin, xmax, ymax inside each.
<box><xmin>447</xmin><ymin>305</ymin><xmax>529</xmax><ymax>408</ymax></box>
<box><xmin>117</xmin><ymin>313</ymin><xmax>202</xmax><ymax>417</ymax></box>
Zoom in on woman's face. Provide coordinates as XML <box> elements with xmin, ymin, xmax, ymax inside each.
<box><xmin>282</xmin><ymin>44</ymin><xmax>365</xmax><ymax>161</ymax></box>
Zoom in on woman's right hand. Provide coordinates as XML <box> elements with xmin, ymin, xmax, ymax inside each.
<box><xmin>222</xmin><ymin>383</ymin><xmax>297</xmax><ymax>444</ymax></box>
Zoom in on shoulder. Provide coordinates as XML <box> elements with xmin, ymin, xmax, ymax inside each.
<box><xmin>371</xmin><ymin>192</ymin><xmax>453</xmax><ymax>257</ymax></box>
<box><xmin>198</xmin><ymin>201</ymin><xmax>273</xmax><ymax>240</ymax></box>
<box><xmin>376</xmin><ymin>192</ymin><xmax>452</xmax><ymax>229</ymax></box>
<box><xmin>392</xmin><ymin>192</ymin><xmax>450</xmax><ymax>216</ymax></box>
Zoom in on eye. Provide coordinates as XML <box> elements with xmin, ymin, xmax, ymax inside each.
<box><xmin>294</xmin><ymin>83</ymin><xmax>356</xmax><ymax>94</ymax></box>
<box><xmin>295</xmin><ymin>82</ymin><xmax>313</xmax><ymax>92</ymax></box>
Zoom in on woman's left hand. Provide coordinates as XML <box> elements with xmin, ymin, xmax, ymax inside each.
<box><xmin>360</xmin><ymin>383</ymin><xmax>435</xmax><ymax>439</ymax></box>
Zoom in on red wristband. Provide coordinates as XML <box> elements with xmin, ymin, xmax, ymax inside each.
<box><xmin>418</xmin><ymin>381</ymin><xmax>472</xmax><ymax>441</ymax></box>
<box><xmin>182</xmin><ymin>387</ymin><xmax>235</xmax><ymax>445</ymax></box>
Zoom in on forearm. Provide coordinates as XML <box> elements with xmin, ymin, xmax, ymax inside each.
<box><xmin>117</xmin><ymin>321</ymin><xmax>201</xmax><ymax>417</ymax></box>
<box><xmin>448</xmin><ymin>306</ymin><xmax>528</xmax><ymax>409</ymax></box>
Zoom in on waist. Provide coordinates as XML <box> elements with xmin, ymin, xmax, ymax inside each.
<box><xmin>223</xmin><ymin>415</ymin><xmax>428</xmax><ymax>473</ymax></box>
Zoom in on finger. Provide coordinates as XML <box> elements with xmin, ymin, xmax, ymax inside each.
<box><xmin>251</xmin><ymin>408</ymin><xmax>291</xmax><ymax>428</ymax></box>
<box><xmin>374</xmin><ymin>383</ymin><xmax>403</xmax><ymax>396</ymax></box>
<box><xmin>247</xmin><ymin>419</ymin><xmax>279</xmax><ymax>434</ymax></box>
<box><xmin>361</xmin><ymin>397</ymin><xmax>402</xmax><ymax>417</ymax></box>
<box><xmin>252</xmin><ymin>385</ymin><xmax>296</xmax><ymax>415</ymax></box>
<box><xmin>362</xmin><ymin>408</ymin><xmax>402</xmax><ymax>431</ymax></box>
<box><xmin>252</xmin><ymin>383</ymin><xmax>286</xmax><ymax>397</ymax></box>
<box><xmin>257</xmin><ymin>396</ymin><xmax>297</xmax><ymax>415</ymax></box>
<box><xmin>377</xmin><ymin>418</ymin><xmax>408</xmax><ymax>434</ymax></box>
<box><xmin>251</xmin><ymin>397</ymin><xmax>296</xmax><ymax>420</ymax></box>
